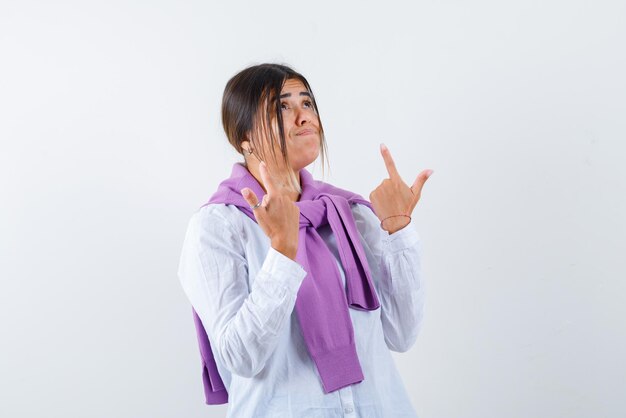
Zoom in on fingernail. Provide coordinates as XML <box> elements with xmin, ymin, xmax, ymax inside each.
<box><xmin>380</xmin><ymin>143</ymin><xmax>387</xmax><ymax>151</ymax></box>
<box><xmin>240</xmin><ymin>188</ymin><xmax>248</xmax><ymax>197</ymax></box>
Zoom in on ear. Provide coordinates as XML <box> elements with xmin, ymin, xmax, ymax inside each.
<box><xmin>241</xmin><ymin>139</ymin><xmax>250</xmax><ymax>153</ymax></box>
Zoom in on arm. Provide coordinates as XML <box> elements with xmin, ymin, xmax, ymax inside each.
<box><xmin>352</xmin><ymin>203</ymin><xmax>425</xmax><ymax>352</ymax></box>
<box><xmin>178</xmin><ymin>205</ymin><xmax>307</xmax><ymax>377</ymax></box>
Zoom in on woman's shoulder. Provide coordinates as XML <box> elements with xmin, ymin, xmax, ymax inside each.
<box><xmin>192</xmin><ymin>202</ymin><xmax>243</xmax><ymax>223</ymax></box>
<box><xmin>185</xmin><ymin>203</ymin><xmax>247</xmax><ymax>244</ymax></box>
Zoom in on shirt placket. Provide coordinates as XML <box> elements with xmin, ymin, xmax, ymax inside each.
<box><xmin>337</xmin><ymin>386</ymin><xmax>358</xmax><ymax>417</ymax></box>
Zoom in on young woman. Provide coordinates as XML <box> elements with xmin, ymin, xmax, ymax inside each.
<box><xmin>178</xmin><ymin>63</ymin><xmax>433</xmax><ymax>417</ymax></box>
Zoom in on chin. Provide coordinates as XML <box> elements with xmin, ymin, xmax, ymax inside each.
<box><xmin>288</xmin><ymin>141</ymin><xmax>320</xmax><ymax>169</ymax></box>
<box><xmin>292</xmin><ymin>151</ymin><xmax>320</xmax><ymax>171</ymax></box>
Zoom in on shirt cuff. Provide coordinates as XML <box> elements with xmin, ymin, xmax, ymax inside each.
<box><xmin>383</xmin><ymin>219</ymin><xmax>421</xmax><ymax>253</ymax></box>
<box><xmin>256</xmin><ymin>246</ymin><xmax>308</xmax><ymax>296</ymax></box>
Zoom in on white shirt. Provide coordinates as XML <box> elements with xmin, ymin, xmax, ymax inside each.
<box><xmin>178</xmin><ymin>201</ymin><xmax>425</xmax><ymax>418</ymax></box>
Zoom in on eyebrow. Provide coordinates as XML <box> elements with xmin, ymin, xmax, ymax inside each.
<box><xmin>279</xmin><ymin>91</ymin><xmax>311</xmax><ymax>99</ymax></box>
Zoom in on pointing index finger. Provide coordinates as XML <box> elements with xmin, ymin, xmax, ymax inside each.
<box><xmin>380</xmin><ymin>143</ymin><xmax>400</xmax><ymax>180</ymax></box>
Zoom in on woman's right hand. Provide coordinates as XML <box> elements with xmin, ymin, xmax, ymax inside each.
<box><xmin>241</xmin><ymin>161</ymin><xmax>300</xmax><ymax>260</ymax></box>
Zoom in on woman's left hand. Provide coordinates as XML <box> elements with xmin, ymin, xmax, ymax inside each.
<box><xmin>369</xmin><ymin>144</ymin><xmax>433</xmax><ymax>234</ymax></box>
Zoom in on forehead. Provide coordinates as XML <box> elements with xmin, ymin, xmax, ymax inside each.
<box><xmin>281</xmin><ymin>78</ymin><xmax>308</xmax><ymax>94</ymax></box>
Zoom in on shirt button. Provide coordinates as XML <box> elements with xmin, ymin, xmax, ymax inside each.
<box><xmin>344</xmin><ymin>404</ymin><xmax>354</xmax><ymax>414</ymax></box>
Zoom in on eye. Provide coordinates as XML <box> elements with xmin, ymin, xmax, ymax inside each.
<box><xmin>303</xmin><ymin>100</ymin><xmax>313</xmax><ymax>108</ymax></box>
<box><xmin>280</xmin><ymin>102</ymin><xmax>289</xmax><ymax>111</ymax></box>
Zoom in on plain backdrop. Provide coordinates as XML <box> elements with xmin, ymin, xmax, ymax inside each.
<box><xmin>1</xmin><ymin>1</ymin><xmax>625</xmax><ymax>417</ymax></box>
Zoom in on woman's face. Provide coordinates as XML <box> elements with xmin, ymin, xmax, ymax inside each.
<box><xmin>269</xmin><ymin>78</ymin><xmax>321</xmax><ymax>172</ymax></box>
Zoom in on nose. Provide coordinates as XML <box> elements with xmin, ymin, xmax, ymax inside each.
<box><xmin>294</xmin><ymin>108</ymin><xmax>310</xmax><ymax>126</ymax></box>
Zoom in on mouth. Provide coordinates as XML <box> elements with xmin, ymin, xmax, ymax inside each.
<box><xmin>295</xmin><ymin>129</ymin><xmax>317</xmax><ymax>136</ymax></box>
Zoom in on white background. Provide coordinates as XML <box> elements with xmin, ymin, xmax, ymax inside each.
<box><xmin>1</xmin><ymin>1</ymin><xmax>625</xmax><ymax>417</ymax></box>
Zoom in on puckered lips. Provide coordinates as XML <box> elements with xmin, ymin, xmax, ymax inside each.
<box><xmin>295</xmin><ymin>128</ymin><xmax>317</xmax><ymax>136</ymax></box>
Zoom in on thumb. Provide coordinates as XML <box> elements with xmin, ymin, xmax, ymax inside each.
<box><xmin>411</xmin><ymin>169</ymin><xmax>433</xmax><ymax>196</ymax></box>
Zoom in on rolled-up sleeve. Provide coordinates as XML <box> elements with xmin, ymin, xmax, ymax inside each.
<box><xmin>177</xmin><ymin>206</ymin><xmax>307</xmax><ymax>378</ymax></box>
<box><xmin>351</xmin><ymin>203</ymin><xmax>425</xmax><ymax>353</ymax></box>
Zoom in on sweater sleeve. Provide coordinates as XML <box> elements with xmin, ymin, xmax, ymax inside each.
<box><xmin>177</xmin><ymin>205</ymin><xmax>307</xmax><ymax>378</ymax></box>
<box><xmin>351</xmin><ymin>203</ymin><xmax>425</xmax><ymax>353</ymax></box>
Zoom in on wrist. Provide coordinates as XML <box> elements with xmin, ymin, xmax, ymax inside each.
<box><xmin>381</xmin><ymin>215</ymin><xmax>411</xmax><ymax>234</ymax></box>
<box><xmin>271</xmin><ymin>238</ymin><xmax>297</xmax><ymax>260</ymax></box>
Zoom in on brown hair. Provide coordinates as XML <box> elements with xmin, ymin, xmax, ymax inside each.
<box><xmin>221</xmin><ymin>63</ymin><xmax>329</xmax><ymax>177</ymax></box>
